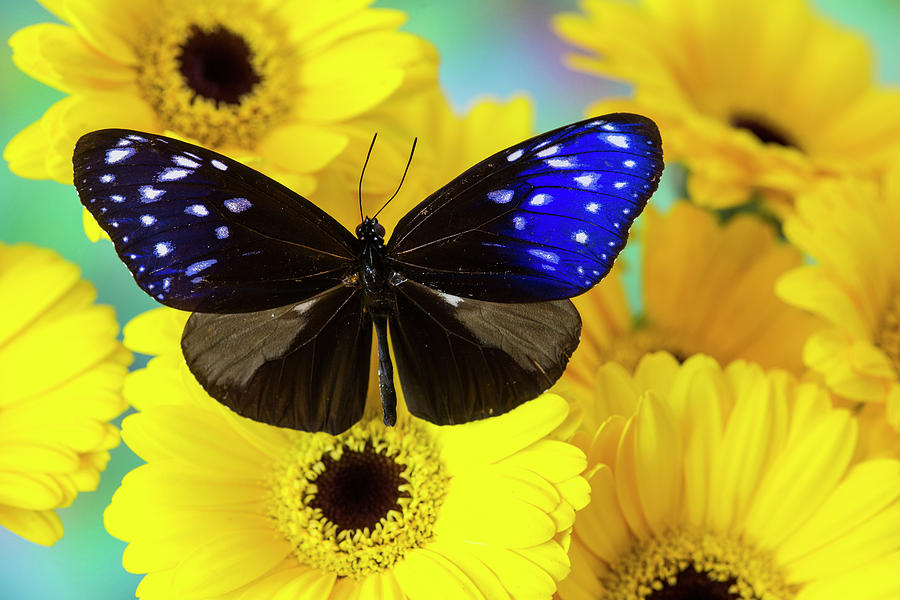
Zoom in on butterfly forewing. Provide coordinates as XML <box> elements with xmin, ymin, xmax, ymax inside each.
<box><xmin>386</xmin><ymin>113</ymin><xmax>663</xmax><ymax>302</ymax></box>
<box><xmin>74</xmin><ymin>129</ymin><xmax>359</xmax><ymax>313</ymax></box>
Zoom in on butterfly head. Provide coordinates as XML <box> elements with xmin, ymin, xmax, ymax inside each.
<box><xmin>356</xmin><ymin>217</ymin><xmax>386</xmax><ymax>244</ymax></box>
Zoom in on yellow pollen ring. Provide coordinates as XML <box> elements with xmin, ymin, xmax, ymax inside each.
<box><xmin>603</xmin><ymin>529</ymin><xmax>791</xmax><ymax>600</ymax></box>
<box><xmin>268</xmin><ymin>418</ymin><xmax>448</xmax><ymax>579</ymax></box>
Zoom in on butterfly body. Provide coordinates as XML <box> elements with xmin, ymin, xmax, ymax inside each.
<box><xmin>73</xmin><ymin>113</ymin><xmax>664</xmax><ymax>434</ymax></box>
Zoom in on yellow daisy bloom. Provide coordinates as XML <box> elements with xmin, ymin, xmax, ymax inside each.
<box><xmin>5</xmin><ymin>0</ymin><xmax>437</xmax><ymax>196</ymax></box>
<box><xmin>560</xmin><ymin>352</ymin><xmax>900</xmax><ymax>600</ymax></box>
<box><xmin>777</xmin><ymin>175</ymin><xmax>900</xmax><ymax>429</ymax></box>
<box><xmin>562</xmin><ymin>201</ymin><xmax>820</xmax><ymax>389</ymax></box>
<box><xmin>316</xmin><ymin>90</ymin><xmax>535</xmax><ymax>231</ymax></box>
<box><xmin>108</xmin><ymin>308</ymin><xmax>589</xmax><ymax>599</ymax></box>
<box><xmin>0</xmin><ymin>243</ymin><xmax>129</xmax><ymax>545</ymax></box>
<box><xmin>553</xmin><ymin>0</ymin><xmax>900</xmax><ymax>213</ymax></box>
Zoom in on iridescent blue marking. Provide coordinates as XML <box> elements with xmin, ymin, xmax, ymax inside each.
<box><xmin>185</xmin><ymin>259</ymin><xmax>217</xmax><ymax>275</ymax></box>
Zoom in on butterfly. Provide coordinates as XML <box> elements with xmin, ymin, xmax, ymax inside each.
<box><xmin>73</xmin><ymin>113</ymin><xmax>663</xmax><ymax>434</ymax></box>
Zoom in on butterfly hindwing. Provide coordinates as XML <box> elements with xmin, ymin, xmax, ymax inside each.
<box><xmin>389</xmin><ymin>279</ymin><xmax>581</xmax><ymax>425</ymax></box>
<box><xmin>387</xmin><ymin>113</ymin><xmax>663</xmax><ymax>302</ymax></box>
<box><xmin>74</xmin><ymin>129</ymin><xmax>359</xmax><ymax>313</ymax></box>
<box><xmin>181</xmin><ymin>284</ymin><xmax>371</xmax><ymax>434</ymax></box>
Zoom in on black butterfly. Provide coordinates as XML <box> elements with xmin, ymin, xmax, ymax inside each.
<box><xmin>73</xmin><ymin>114</ymin><xmax>663</xmax><ymax>434</ymax></box>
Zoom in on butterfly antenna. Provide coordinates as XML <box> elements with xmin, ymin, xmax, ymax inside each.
<box><xmin>359</xmin><ymin>133</ymin><xmax>378</xmax><ymax>220</ymax></box>
<box><xmin>373</xmin><ymin>137</ymin><xmax>417</xmax><ymax>219</ymax></box>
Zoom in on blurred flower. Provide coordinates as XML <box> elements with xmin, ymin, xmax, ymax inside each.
<box><xmin>0</xmin><ymin>243</ymin><xmax>129</xmax><ymax>545</ymax></box>
<box><xmin>560</xmin><ymin>352</ymin><xmax>900</xmax><ymax>600</ymax></box>
<box><xmin>5</xmin><ymin>0</ymin><xmax>437</xmax><ymax>236</ymax></box>
<box><xmin>777</xmin><ymin>175</ymin><xmax>900</xmax><ymax>429</ymax></box>
<box><xmin>554</xmin><ymin>0</ymin><xmax>900</xmax><ymax>214</ymax></box>
<box><xmin>561</xmin><ymin>202</ymin><xmax>819</xmax><ymax>391</ymax></box>
<box><xmin>315</xmin><ymin>90</ymin><xmax>535</xmax><ymax>232</ymax></box>
<box><xmin>107</xmin><ymin>308</ymin><xmax>589</xmax><ymax>599</ymax></box>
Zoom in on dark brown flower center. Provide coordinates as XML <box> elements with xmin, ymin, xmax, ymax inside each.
<box><xmin>310</xmin><ymin>446</ymin><xmax>409</xmax><ymax>532</ymax></box>
<box><xmin>178</xmin><ymin>25</ymin><xmax>260</xmax><ymax>105</ymax></box>
<box><xmin>730</xmin><ymin>114</ymin><xmax>798</xmax><ymax>149</ymax></box>
<box><xmin>646</xmin><ymin>567</ymin><xmax>742</xmax><ymax>600</ymax></box>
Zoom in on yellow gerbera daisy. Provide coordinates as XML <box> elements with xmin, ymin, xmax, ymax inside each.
<box><xmin>553</xmin><ymin>0</ymin><xmax>900</xmax><ymax>213</ymax></box>
<box><xmin>0</xmin><ymin>243</ymin><xmax>130</xmax><ymax>545</ymax></box>
<box><xmin>316</xmin><ymin>90</ymin><xmax>535</xmax><ymax>232</ymax></box>
<box><xmin>5</xmin><ymin>0</ymin><xmax>437</xmax><ymax>197</ymax></box>
<box><xmin>777</xmin><ymin>175</ymin><xmax>900</xmax><ymax>429</ymax></box>
<box><xmin>108</xmin><ymin>308</ymin><xmax>589</xmax><ymax>599</ymax></box>
<box><xmin>560</xmin><ymin>352</ymin><xmax>900</xmax><ymax>600</ymax></box>
<box><xmin>562</xmin><ymin>201</ymin><xmax>820</xmax><ymax>389</ymax></box>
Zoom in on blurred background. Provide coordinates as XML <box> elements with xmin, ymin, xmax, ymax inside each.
<box><xmin>0</xmin><ymin>0</ymin><xmax>899</xmax><ymax>598</ymax></box>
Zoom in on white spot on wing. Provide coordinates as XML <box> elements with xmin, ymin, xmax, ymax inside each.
<box><xmin>546</xmin><ymin>157</ymin><xmax>574</xmax><ymax>168</ymax></box>
<box><xmin>100</xmin><ymin>174</ymin><xmax>115</xmax><ymax>183</ymax></box>
<box><xmin>215</xmin><ymin>226</ymin><xmax>230</xmax><ymax>239</ymax></box>
<box><xmin>174</xmin><ymin>155</ymin><xmax>201</xmax><ymax>168</ymax></box>
<box><xmin>106</xmin><ymin>148</ymin><xmax>135</xmax><ymax>164</ymax></box>
<box><xmin>623</xmin><ymin>160</ymin><xmax>636</xmax><ymax>168</ymax></box>
<box><xmin>507</xmin><ymin>149</ymin><xmax>524</xmax><ymax>162</ymax></box>
<box><xmin>186</xmin><ymin>204</ymin><xmax>210</xmax><ymax>217</ymax></box>
<box><xmin>127</xmin><ymin>135</ymin><xmax>148</xmax><ymax>142</ymax></box>
<box><xmin>536</xmin><ymin>145</ymin><xmax>560</xmax><ymax>157</ymax></box>
<box><xmin>224</xmin><ymin>198</ymin><xmax>251</xmax><ymax>213</ymax></box>
<box><xmin>140</xmin><ymin>186</ymin><xmax>165</xmax><ymax>201</ymax></box>
<box><xmin>606</xmin><ymin>134</ymin><xmax>629</xmax><ymax>148</ymax></box>
<box><xmin>614</xmin><ymin>181</ymin><xmax>627</xmax><ymax>189</ymax></box>
<box><xmin>487</xmin><ymin>189</ymin><xmax>514</xmax><ymax>204</ymax></box>
<box><xmin>140</xmin><ymin>214</ymin><xmax>156</xmax><ymax>226</ymax></box>
<box><xmin>158</xmin><ymin>168</ymin><xmax>191</xmax><ymax>181</ymax></box>
<box><xmin>601</xmin><ymin>123</ymin><xmax>616</xmax><ymax>131</ymax></box>
<box><xmin>585</xmin><ymin>202</ymin><xmax>600</xmax><ymax>213</ymax></box>
<box><xmin>575</xmin><ymin>173</ymin><xmax>598</xmax><ymax>188</ymax></box>
<box><xmin>154</xmin><ymin>242</ymin><xmax>172</xmax><ymax>257</ymax></box>
<box><xmin>512</xmin><ymin>216</ymin><xmax>526</xmax><ymax>230</ymax></box>
<box><xmin>110</xmin><ymin>194</ymin><xmax>125</xmax><ymax>203</ymax></box>
<box><xmin>529</xmin><ymin>193</ymin><xmax>551</xmax><ymax>207</ymax></box>
<box><xmin>185</xmin><ymin>259</ymin><xmax>217</xmax><ymax>276</ymax></box>
<box><xmin>573</xmin><ymin>230</ymin><xmax>589</xmax><ymax>244</ymax></box>
<box><xmin>211</xmin><ymin>159</ymin><xmax>228</xmax><ymax>171</ymax></box>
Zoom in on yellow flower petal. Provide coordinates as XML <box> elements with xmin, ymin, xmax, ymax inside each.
<box><xmin>794</xmin><ymin>552</ymin><xmax>900</xmax><ymax>600</ymax></box>
<box><xmin>170</xmin><ymin>529</ymin><xmax>292</xmax><ymax>597</ymax></box>
<box><xmin>394</xmin><ymin>549</ymin><xmax>484</xmax><ymax>600</ymax></box>
<box><xmin>433</xmin><ymin>394</ymin><xmax>568</xmax><ymax>473</ymax></box>
<box><xmin>436</xmin><ymin>479</ymin><xmax>557</xmax><ymax>547</ymax></box>
<box><xmin>9</xmin><ymin>23</ymin><xmax>132</xmax><ymax>94</ymax></box>
<box><xmin>745</xmin><ymin>408</ymin><xmax>856</xmax><ymax>550</ymax></box>
<box><xmin>0</xmin><ymin>506</ymin><xmax>63</xmax><ymax>547</ymax></box>
<box><xmin>633</xmin><ymin>393</ymin><xmax>682</xmax><ymax>535</ymax></box>
<box><xmin>258</xmin><ymin>122</ymin><xmax>348</xmax><ymax>173</ymax></box>
<box><xmin>122</xmin><ymin>307</ymin><xmax>190</xmax><ymax>356</ymax></box>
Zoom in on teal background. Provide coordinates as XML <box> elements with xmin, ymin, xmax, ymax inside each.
<box><xmin>0</xmin><ymin>1</ymin><xmax>898</xmax><ymax>598</ymax></box>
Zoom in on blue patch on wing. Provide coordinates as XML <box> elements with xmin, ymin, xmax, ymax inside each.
<box><xmin>74</xmin><ymin>130</ymin><xmax>358</xmax><ymax>313</ymax></box>
<box><xmin>387</xmin><ymin>113</ymin><xmax>664</xmax><ymax>302</ymax></box>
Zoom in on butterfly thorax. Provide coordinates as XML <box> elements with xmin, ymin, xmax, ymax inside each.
<box><xmin>356</xmin><ymin>217</ymin><xmax>393</xmax><ymax>313</ymax></box>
